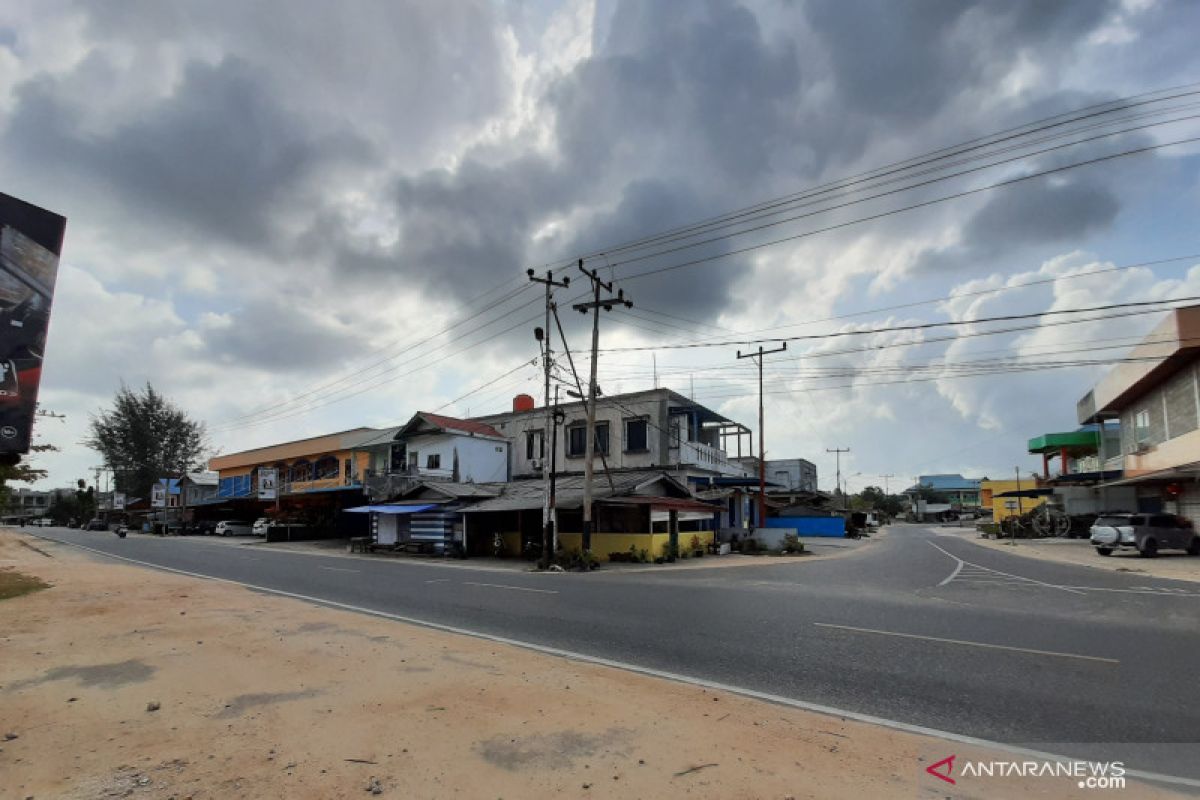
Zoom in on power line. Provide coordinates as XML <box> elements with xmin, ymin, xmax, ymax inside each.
<box><xmin>613</xmin><ymin>134</ymin><xmax>1200</xmax><ymax>287</ymax></box>
<box><xmin>600</xmin><ymin>295</ymin><xmax>1200</xmax><ymax>352</ymax></box>
<box><xmin>604</xmin><ymin>108</ymin><xmax>1200</xmax><ymax>270</ymax></box>
<box><xmin>568</xmin><ymin>83</ymin><xmax>1200</xmax><ymax>266</ymax></box>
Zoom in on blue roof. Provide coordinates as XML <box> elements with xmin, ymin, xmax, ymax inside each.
<box><xmin>910</xmin><ymin>474</ymin><xmax>981</xmax><ymax>492</ymax></box>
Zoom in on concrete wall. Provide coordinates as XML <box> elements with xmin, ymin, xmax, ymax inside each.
<box><xmin>477</xmin><ymin>392</ymin><xmax>674</xmax><ymax>477</ymax></box>
<box><xmin>404</xmin><ymin>432</ymin><xmax>508</xmax><ymax>483</ymax></box>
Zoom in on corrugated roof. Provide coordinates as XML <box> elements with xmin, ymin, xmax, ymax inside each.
<box><xmin>906</xmin><ymin>474</ymin><xmax>981</xmax><ymax>492</ymax></box>
<box><xmin>462</xmin><ymin>470</ymin><xmax>690</xmax><ymax>513</ymax></box>
<box><xmin>415</xmin><ymin>412</ymin><xmax>503</xmax><ymax>439</ymax></box>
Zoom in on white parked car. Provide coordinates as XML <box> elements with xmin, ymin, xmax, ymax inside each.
<box><xmin>214</xmin><ymin>520</ymin><xmax>252</xmax><ymax>537</ymax></box>
<box><xmin>251</xmin><ymin>518</ymin><xmax>272</xmax><ymax>536</ymax></box>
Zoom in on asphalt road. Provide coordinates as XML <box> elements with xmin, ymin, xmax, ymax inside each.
<box><xmin>26</xmin><ymin>523</ymin><xmax>1200</xmax><ymax>781</ymax></box>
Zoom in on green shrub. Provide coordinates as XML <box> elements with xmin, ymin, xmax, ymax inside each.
<box><xmin>782</xmin><ymin>533</ymin><xmax>805</xmax><ymax>554</ymax></box>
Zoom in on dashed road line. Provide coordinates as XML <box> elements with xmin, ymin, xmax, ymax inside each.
<box><xmin>814</xmin><ymin>622</ymin><xmax>1119</xmax><ymax>665</ymax></box>
<box><xmin>462</xmin><ymin>581</ymin><xmax>558</xmax><ymax>595</ymax></box>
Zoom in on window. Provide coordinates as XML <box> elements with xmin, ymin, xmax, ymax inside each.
<box><xmin>289</xmin><ymin>460</ymin><xmax>311</xmax><ymax>483</ymax></box>
<box><xmin>314</xmin><ymin>455</ymin><xmax>340</xmax><ymax>480</ymax></box>
<box><xmin>567</xmin><ymin>422</ymin><xmax>609</xmax><ymax>457</ymax></box>
<box><xmin>624</xmin><ymin>418</ymin><xmax>648</xmax><ymax>452</ymax></box>
<box><xmin>426</xmin><ymin>453</ymin><xmax>441</xmax><ymax>469</ymax></box>
<box><xmin>1134</xmin><ymin>409</ymin><xmax>1152</xmax><ymax>444</ymax></box>
<box><xmin>595</xmin><ymin>421</ymin><xmax>610</xmax><ymax>455</ymax></box>
<box><xmin>567</xmin><ymin>424</ymin><xmax>586</xmax><ymax>457</ymax></box>
<box><xmin>526</xmin><ymin>429</ymin><xmax>545</xmax><ymax>460</ymax></box>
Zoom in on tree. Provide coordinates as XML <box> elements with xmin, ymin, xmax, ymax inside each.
<box><xmin>0</xmin><ymin>442</ymin><xmax>55</xmax><ymax>514</ymax></box>
<box><xmin>85</xmin><ymin>383</ymin><xmax>208</xmax><ymax>501</ymax></box>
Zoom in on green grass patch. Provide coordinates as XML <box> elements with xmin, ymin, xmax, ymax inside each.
<box><xmin>0</xmin><ymin>568</ymin><xmax>50</xmax><ymax>601</ymax></box>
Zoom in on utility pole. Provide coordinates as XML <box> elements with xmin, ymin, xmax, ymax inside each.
<box><xmin>826</xmin><ymin>448</ymin><xmax>850</xmax><ymax>510</ymax></box>
<box><xmin>573</xmin><ymin>259</ymin><xmax>631</xmax><ymax>553</ymax></box>
<box><xmin>737</xmin><ymin>342</ymin><xmax>788</xmax><ymax>529</ymax></box>
<box><xmin>880</xmin><ymin>473</ymin><xmax>895</xmax><ymax>496</ymax></box>
<box><xmin>528</xmin><ymin>268</ymin><xmax>570</xmax><ymax>569</ymax></box>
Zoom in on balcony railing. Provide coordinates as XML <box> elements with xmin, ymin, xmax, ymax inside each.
<box><xmin>669</xmin><ymin>440</ymin><xmax>748</xmax><ymax>477</ymax></box>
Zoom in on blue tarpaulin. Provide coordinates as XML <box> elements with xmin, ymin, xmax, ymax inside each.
<box><xmin>765</xmin><ymin>516</ymin><xmax>845</xmax><ymax>537</ymax></box>
<box><xmin>344</xmin><ymin>504</ymin><xmax>437</xmax><ymax>514</ymax></box>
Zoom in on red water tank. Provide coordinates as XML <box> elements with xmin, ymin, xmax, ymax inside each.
<box><xmin>513</xmin><ymin>394</ymin><xmax>536</xmax><ymax>412</ymax></box>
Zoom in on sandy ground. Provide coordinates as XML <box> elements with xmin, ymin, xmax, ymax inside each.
<box><xmin>942</xmin><ymin>527</ymin><xmax>1200</xmax><ymax>584</ymax></box>
<box><xmin>0</xmin><ymin>529</ymin><xmax>1184</xmax><ymax>800</ymax></box>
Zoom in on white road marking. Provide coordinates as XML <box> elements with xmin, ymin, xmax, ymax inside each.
<box><xmin>463</xmin><ymin>581</ymin><xmax>558</xmax><ymax>595</ymax></box>
<box><xmin>813</xmin><ymin>622</ymin><xmax>1119</xmax><ymax>665</ymax></box>
<box><xmin>927</xmin><ymin>540</ymin><xmax>1085</xmax><ymax>594</ymax></box>
<box><xmin>319</xmin><ymin>566</ymin><xmax>359</xmax><ymax>573</ymax></box>
<box><xmin>1059</xmin><ymin>585</ymin><xmax>1200</xmax><ymax>597</ymax></box>
<box><xmin>936</xmin><ymin>554</ymin><xmax>963</xmax><ymax>586</ymax></box>
<box><xmin>29</xmin><ymin>533</ymin><xmax>1200</xmax><ymax>792</ymax></box>
<box><xmin>425</xmin><ymin>578</ymin><xmax>450</xmax><ymax>584</ymax></box>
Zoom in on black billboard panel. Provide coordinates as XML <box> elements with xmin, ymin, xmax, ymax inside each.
<box><xmin>0</xmin><ymin>192</ymin><xmax>66</xmax><ymax>454</ymax></box>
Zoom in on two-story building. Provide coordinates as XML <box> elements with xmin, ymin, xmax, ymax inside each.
<box><xmin>471</xmin><ymin>388</ymin><xmax>753</xmax><ymax>482</ymax></box>
<box><xmin>363</xmin><ymin>412</ymin><xmax>510</xmax><ymax>501</ymax></box>
<box><xmin>1077</xmin><ymin>304</ymin><xmax>1200</xmax><ymax>518</ymax></box>
<box><xmin>904</xmin><ymin>473</ymin><xmax>982</xmax><ymax>520</ymax></box>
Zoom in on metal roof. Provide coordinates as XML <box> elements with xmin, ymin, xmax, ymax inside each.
<box><xmin>461</xmin><ymin>470</ymin><xmax>691</xmax><ymax>514</ymax></box>
<box><xmin>905</xmin><ymin>474</ymin><xmax>981</xmax><ymax>492</ymax></box>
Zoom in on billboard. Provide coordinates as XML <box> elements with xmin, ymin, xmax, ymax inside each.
<box><xmin>0</xmin><ymin>192</ymin><xmax>66</xmax><ymax>455</ymax></box>
<box><xmin>151</xmin><ymin>482</ymin><xmax>167</xmax><ymax>508</ymax></box>
<box><xmin>258</xmin><ymin>467</ymin><xmax>278</xmax><ymax>500</ymax></box>
<box><xmin>113</xmin><ymin>492</ymin><xmax>126</xmax><ymax>511</ymax></box>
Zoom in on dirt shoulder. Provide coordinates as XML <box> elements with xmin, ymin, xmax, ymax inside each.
<box><xmin>943</xmin><ymin>527</ymin><xmax>1200</xmax><ymax>584</ymax></box>
<box><xmin>0</xmin><ymin>529</ymin><xmax>1183</xmax><ymax>799</ymax></box>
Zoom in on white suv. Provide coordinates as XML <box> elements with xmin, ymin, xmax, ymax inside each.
<box><xmin>214</xmin><ymin>520</ymin><xmax>252</xmax><ymax>537</ymax></box>
<box><xmin>251</xmin><ymin>518</ymin><xmax>272</xmax><ymax>536</ymax></box>
<box><xmin>1090</xmin><ymin>513</ymin><xmax>1200</xmax><ymax>558</ymax></box>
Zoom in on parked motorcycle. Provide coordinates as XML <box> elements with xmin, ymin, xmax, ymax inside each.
<box><xmin>115</xmin><ymin>524</ymin><xmax>127</xmax><ymax>538</ymax></box>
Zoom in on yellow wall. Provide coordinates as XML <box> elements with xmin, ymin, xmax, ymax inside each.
<box><xmin>559</xmin><ymin>531</ymin><xmax>714</xmax><ymax>561</ymax></box>
<box><xmin>981</xmin><ymin>479</ymin><xmax>1046</xmax><ymax>523</ymax></box>
<box><xmin>487</xmin><ymin>531</ymin><xmax>716</xmax><ymax>561</ymax></box>
<box><xmin>216</xmin><ymin>450</ymin><xmax>372</xmax><ymax>492</ymax></box>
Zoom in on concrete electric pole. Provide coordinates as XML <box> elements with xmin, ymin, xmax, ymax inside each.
<box><xmin>826</xmin><ymin>448</ymin><xmax>850</xmax><ymax>510</ymax></box>
<box><xmin>573</xmin><ymin>259</ymin><xmax>631</xmax><ymax>554</ymax></box>
<box><xmin>528</xmin><ymin>268</ymin><xmax>570</xmax><ymax>570</ymax></box>
<box><xmin>737</xmin><ymin>342</ymin><xmax>788</xmax><ymax>528</ymax></box>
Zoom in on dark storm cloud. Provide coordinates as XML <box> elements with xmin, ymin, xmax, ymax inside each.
<box><xmin>371</xmin><ymin>0</ymin><xmax>803</xmax><ymax>318</ymax></box>
<box><xmin>3</xmin><ymin>56</ymin><xmax>371</xmax><ymax>247</ymax></box>
<box><xmin>804</xmin><ymin>0</ymin><xmax>1117</xmax><ymax>122</ymax></box>
<box><xmin>198</xmin><ymin>295</ymin><xmax>361</xmax><ymax>373</ymax></box>
<box><xmin>910</xmin><ymin>175</ymin><xmax>1120</xmax><ymax>275</ymax></box>
<box><xmin>964</xmin><ymin>177</ymin><xmax>1119</xmax><ymax>250</ymax></box>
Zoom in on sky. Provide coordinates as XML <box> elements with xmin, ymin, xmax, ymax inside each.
<box><xmin>3</xmin><ymin>0</ymin><xmax>1200</xmax><ymax>494</ymax></box>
